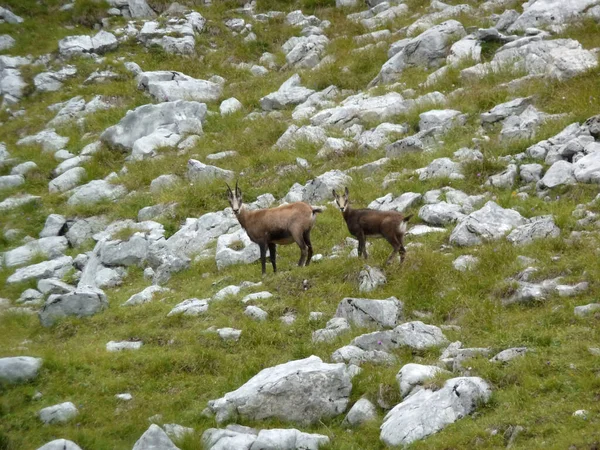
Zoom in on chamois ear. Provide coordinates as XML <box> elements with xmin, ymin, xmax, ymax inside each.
<box><xmin>235</xmin><ymin>180</ymin><xmax>243</xmax><ymax>201</ymax></box>
<box><xmin>332</xmin><ymin>189</ymin><xmax>338</xmax><ymax>199</ymax></box>
<box><xmin>226</xmin><ymin>182</ymin><xmax>233</xmax><ymax>199</ymax></box>
<box><xmin>344</xmin><ymin>186</ymin><xmax>349</xmax><ymax>198</ymax></box>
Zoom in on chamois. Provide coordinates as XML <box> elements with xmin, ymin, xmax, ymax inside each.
<box><xmin>333</xmin><ymin>187</ymin><xmax>412</xmax><ymax>265</ymax></box>
<box><xmin>227</xmin><ymin>182</ymin><xmax>324</xmax><ymax>275</ymax></box>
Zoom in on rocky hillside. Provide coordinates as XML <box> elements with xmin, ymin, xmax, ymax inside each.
<box><xmin>2</xmin><ymin>0</ymin><xmax>600</xmax><ymax>448</ymax></box>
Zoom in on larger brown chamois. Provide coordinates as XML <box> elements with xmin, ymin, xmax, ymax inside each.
<box><xmin>227</xmin><ymin>182</ymin><xmax>324</xmax><ymax>275</ymax></box>
<box><xmin>333</xmin><ymin>187</ymin><xmax>412</xmax><ymax>265</ymax></box>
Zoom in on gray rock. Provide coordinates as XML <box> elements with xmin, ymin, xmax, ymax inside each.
<box><xmin>508</xmin><ymin>0</ymin><xmax>599</xmax><ymax>32</ymax></box>
<box><xmin>167</xmin><ymin>298</ymin><xmax>208</xmax><ymax>316</ymax></box>
<box><xmin>16</xmin><ymin>129</ymin><xmax>68</xmax><ymax>153</ymax></box>
<box><xmin>123</xmin><ymin>285</ymin><xmax>170</xmax><ymax>306</ymax></box>
<box><xmin>520</xmin><ymin>163</ymin><xmax>544</xmax><ymax>183</ymax></box>
<box><xmin>101</xmin><ymin>101</ymin><xmax>206</xmax><ymax>152</ymax></box>
<box><xmin>335</xmin><ymin>296</ymin><xmax>403</xmax><ymax>328</ymax></box>
<box><xmin>506</xmin><ymin>215</ymin><xmax>560</xmax><ymax>245</ymax></box>
<box><xmin>3</xmin><ymin>236</ymin><xmax>68</xmax><ymax>268</ymax></box>
<box><xmin>215</xmin><ymin>229</ymin><xmax>260</xmax><ymax>270</ymax></box>
<box><xmin>481</xmin><ymin>97</ymin><xmax>533</xmax><ymax>124</ymax></box>
<box><xmin>260</xmin><ymin>74</ymin><xmax>315</xmax><ymax>111</ymax></box>
<box><xmin>573</xmin><ymin>151</ymin><xmax>600</xmax><ymax>183</ymax></box>
<box><xmin>39</xmin><ymin>287</ymin><xmax>108</xmax><ymax>327</ymax></box>
<box><xmin>380</xmin><ymin>377</ymin><xmax>491</xmax><ymax>446</ymax></box>
<box><xmin>106</xmin><ymin>340</ymin><xmax>143</xmax><ymax>351</ymax></box>
<box><xmin>131</xmin><ymin>129</ymin><xmax>182</xmax><ymax>161</ymax></box>
<box><xmin>418</xmin><ymin>202</ymin><xmax>465</xmax><ymax>226</ymax></box>
<box><xmin>40</xmin><ymin>215</ymin><xmax>67</xmax><ymax>238</ymax></box>
<box><xmin>367</xmin><ymin>192</ymin><xmax>421</xmax><ymax>213</ymax></box>
<box><xmin>187</xmin><ymin>159</ymin><xmax>234</xmax><ymax>183</ymax></box>
<box><xmin>138</xmin><ymin>203</ymin><xmax>178</xmax><ymax>221</ymax></box>
<box><xmin>150</xmin><ymin>174</ymin><xmax>180</xmax><ymax>193</ymax></box>
<box><xmin>486</xmin><ymin>164</ymin><xmax>518</xmax><ymax>189</ymax></box>
<box><xmin>450</xmin><ymin>201</ymin><xmax>525</xmax><ymax>246</ymax></box>
<box><xmin>0</xmin><ymin>6</ymin><xmax>23</xmax><ymax>24</ymax></box>
<box><xmin>207</xmin><ymin>356</ymin><xmax>352</xmax><ymax>425</ymax></box>
<box><xmin>218</xmin><ymin>327</ymin><xmax>242</xmax><ymax>342</ymax></box>
<box><xmin>417</xmin><ymin>157</ymin><xmax>463</xmax><ymax>181</ymax></box>
<box><xmin>0</xmin><ymin>194</ymin><xmax>41</xmax><ymax>212</ymax></box>
<box><xmin>137</xmin><ymin>71</ymin><xmax>222</xmax><ymax>103</ymax></box>
<box><xmin>7</xmin><ymin>256</ymin><xmax>73</xmax><ymax>284</ymax></box>
<box><xmin>244</xmin><ymin>305</ymin><xmax>268</xmax><ymax>321</ymax></box>
<box><xmin>0</xmin><ymin>356</ymin><xmax>43</xmax><ymax>384</ymax></box>
<box><xmin>99</xmin><ymin>235</ymin><xmax>148</xmax><ymax>267</ymax></box>
<box><xmin>0</xmin><ymin>174</ymin><xmax>24</xmax><ymax>190</ymax></box>
<box><xmin>282</xmin><ymin>34</ymin><xmax>329</xmax><ymax>69</ymax></box>
<box><xmin>65</xmin><ymin>216</ymin><xmax>108</xmax><ymax>247</ymax></box>
<box><xmin>489</xmin><ymin>347</ymin><xmax>528</xmax><ymax>363</ymax></box>
<box><xmin>67</xmin><ymin>179</ymin><xmax>127</xmax><ymax>207</ymax></box>
<box><xmin>0</xmin><ymin>34</ymin><xmax>14</xmax><ymax>51</ymax></box>
<box><xmin>301</xmin><ymin>170</ymin><xmax>351</xmax><ymax>203</ymax></box>
<box><xmin>351</xmin><ymin>321</ymin><xmax>448</xmax><ymax>352</ymax></box>
<box><xmin>574</xmin><ymin>303</ymin><xmax>600</xmax><ymax>317</ymax></box>
<box><xmin>371</xmin><ymin>20</ymin><xmax>466</xmax><ymax>85</ymax></box>
<box><xmin>58</xmin><ymin>31</ymin><xmax>118</xmax><ymax>58</ymax></box>
<box><xmin>94</xmin><ymin>266</ymin><xmax>126</xmax><ymax>289</ymax></box>
<box><xmin>18</xmin><ymin>288</ymin><xmax>44</xmax><ymax>305</ymax></box>
<box><xmin>220</xmin><ymin>97</ymin><xmax>243</xmax><ymax>115</ymax></box>
<box><xmin>342</xmin><ymin>398</ymin><xmax>377</xmax><ymax>427</ymax></box>
<box><xmin>241</xmin><ymin>291</ymin><xmax>273</xmax><ymax>304</ymax></box>
<box><xmin>358</xmin><ymin>266</ymin><xmax>387</xmax><ymax>292</ymax></box>
<box><xmin>38</xmin><ymin>279</ymin><xmax>75</xmax><ymax>296</ymax></box>
<box><xmin>397</xmin><ymin>363</ymin><xmax>448</xmax><ymax>397</ymax></box>
<box><xmin>128</xmin><ymin>0</ymin><xmax>157</xmax><ymax>18</ymax></box>
<box><xmin>163</xmin><ymin>423</ymin><xmax>194</xmax><ymax>441</ymax></box>
<box><xmin>33</xmin><ymin>66</ymin><xmax>77</xmax><ymax>92</ymax></box>
<box><xmin>312</xmin><ymin>317</ymin><xmax>351</xmax><ymax>343</ymax></box>
<box><xmin>38</xmin><ymin>402</ymin><xmax>78</xmax><ymax>424</ymax></box>
<box><xmin>452</xmin><ymin>255</ymin><xmax>479</xmax><ymax>272</ymax></box>
<box><xmin>10</xmin><ymin>161</ymin><xmax>37</xmax><ymax>176</ymax></box>
<box><xmin>202</xmin><ymin>426</ymin><xmax>329</xmax><ymax>450</ymax></box>
<box><xmin>132</xmin><ymin>424</ymin><xmax>180</xmax><ymax>450</ymax></box>
<box><xmin>274</xmin><ymin>124</ymin><xmax>327</xmax><ymax>150</ymax></box>
<box><xmin>331</xmin><ymin>345</ymin><xmax>396</xmax><ymax>366</ymax></box>
<box><xmin>36</xmin><ymin>440</ymin><xmax>82</xmax><ymax>450</ymax></box>
<box><xmin>48</xmin><ymin>167</ymin><xmax>86</xmax><ymax>193</ymax></box>
<box><xmin>419</xmin><ymin>109</ymin><xmax>466</xmax><ymax>133</ymax></box>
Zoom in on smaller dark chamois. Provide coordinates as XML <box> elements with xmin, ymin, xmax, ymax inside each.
<box><xmin>227</xmin><ymin>182</ymin><xmax>324</xmax><ymax>275</ymax></box>
<box><xmin>333</xmin><ymin>187</ymin><xmax>412</xmax><ymax>265</ymax></box>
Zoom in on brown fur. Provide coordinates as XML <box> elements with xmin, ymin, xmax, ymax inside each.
<box><xmin>228</xmin><ymin>183</ymin><xmax>323</xmax><ymax>275</ymax></box>
<box><xmin>333</xmin><ymin>188</ymin><xmax>411</xmax><ymax>265</ymax></box>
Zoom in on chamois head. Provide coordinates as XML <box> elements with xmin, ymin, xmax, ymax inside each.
<box><xmin>227</xmin><ymin>181</ymin><xmax>243</xmax><ymax>215</ymax></box>
<box><xmin>332</xmin><ymin>187</ymin><xmax>350</xmax><ymax>212</ymax></box>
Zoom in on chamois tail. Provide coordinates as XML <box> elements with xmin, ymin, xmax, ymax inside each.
<box><xmin>398</xmin><ymin>214</ymin><xmax>412</xmax><ymax>233</ymax></box>
<box><xmin>311</xmin><ymin>206</ymin><xmax>326</xmax><ymax>215</ymax></box>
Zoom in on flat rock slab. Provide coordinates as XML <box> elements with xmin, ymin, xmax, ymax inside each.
<box><xmin>380</xmin><ymin>377</ymin><xmax>492</xmax><ymax>446</ymax></box>
<box><xmin>0</xmin><ymin>356</ymin><xmax>43</xmax><ymax>384</ymax></box>
<box><xmin>207</xmin><ymin>355</ymin><xmax>352</xmax><ymax>425</ymax></box>
<box><xmin>335</xmin><ymin>296</ymin><xmax>403</xmax><ymax>328</ymax></box>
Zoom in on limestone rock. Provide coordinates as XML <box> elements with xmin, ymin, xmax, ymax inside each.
<box><xmin>38</xmin><ymin>402</ymin><xmax>78</xmax><ymax>424</ymax></box>
<box><xmin>132</xmin><ymin>424</ymin><xmax>180</xmax><ymax>450</ymax></box>
<box><xmin>0</xmin><ymin>356</ymin><xmax>43</xmax><ymax>384</ymax></box>
<box><xmin>335</xmin><ymin>297</ymin><xmax>403</xmax><ymax>328</ymax></box>
<box><xmin>342</xmin><ymin>398</ymin><xmax>377</xmax><ymax>427</ymax></box>
<box><xmin>39</xmin><ymin>287</ymin><xmax>108</xmax><ymax>327</ymax></box>
<box><xmin>397</xmin><ymin>363</ymin><xmax>448</xmax><ymax>397</ymax></box>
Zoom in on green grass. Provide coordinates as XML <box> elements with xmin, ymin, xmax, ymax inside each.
<box><xmin>2</xmin><ymin>0</ymin><xmax>600</xmax><ymax>449</ymax></box>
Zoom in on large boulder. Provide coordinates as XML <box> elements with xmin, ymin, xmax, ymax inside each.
<box><xmin>207</xmin><ymin>356</ymin><xmax>352</xmax><ymax>425</ymax></box>
<box><xmin>39</xmin><ymin>287</ymin><xmax>108</xmax><ymax>327</ymax></box>
<box><xmin>137</xmin><ymin>70</ymin><xmax>222</xmax><ymax>103</ymax></box>
<box><xmin>371</xmin><ymin>20</ymin><xmax>466</xmax><ymax>85</ymax></box>
<box><xmin>450</xmin><ymin>201</ymin><xmax>526</xmax><ymax>246</ymax></box>
<box><xmin>100</xmin><ymin>101</ymin><xmax>206</xmax><ymax>151</ymax></box>
<box><xmin>508</xmin><ymin>0</ymin><xmax>600</xmax><ymax>32</ymax></box>
<box><xmin>334</xmin><ymin>297</ymin><xmax>403</xmax><ymax>328</ymax></box>
<box><xmin>380</xmin><ymin>377</ymin><xmax>492</xmax><ymax>446</ymax></box>
<box><xmin>0</xmin><ymin>356</ymin><xmax>43</xmax><ymax>384</ymax></box>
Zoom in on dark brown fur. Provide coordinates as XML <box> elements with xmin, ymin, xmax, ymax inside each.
<box><xmin>333</xmin><ymin>188</ymin><xmax>411</xmax><ymax>265</ymax></box>
<box><xmin>228</xmin><ymin>183</ymin><xmax>323</xmax><ymax>275</ymax></box>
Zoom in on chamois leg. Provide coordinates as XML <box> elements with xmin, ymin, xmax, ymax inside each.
<box><xmin>384</xmin><ymin>234</ymin><xmax>401</xmax><ymax>266</ymax></box>
<box><xmin>398</xmin><ymin>232</ymin><xmax>407</xmax><ymax>263</ymax></box>
<box><xmin>259</xmin><ymin>242</ymin><xmax>268</xmax><ymax>276</ymax></box>
<box><xmin>268</xmin><ymin>242</ymin><xmax>277</xmax><ymax>273</ymax></box>
<box><xmin>303</xmin><ymin>230</ymin><xmax>314</xmax><ymax>266</ymax></box>
<box><xmin>292</xmin><ymin>231</ymin><xmax>308</xmax><ymax>267</ymax></box>
<box><xmin>357</xmin><ymin>232</ymin><xmax>368</xmax><ymax>259</ymax></box>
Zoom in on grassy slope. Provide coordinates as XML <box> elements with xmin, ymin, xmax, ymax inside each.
<box><xmin>1</xmin><ymin>0</ymin><xmax>600</xmax><ymax>449</ymax></box>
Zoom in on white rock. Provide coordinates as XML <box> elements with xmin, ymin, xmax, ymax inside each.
<box><xmin>342</xmin><ymin>398</ymin><xmax>378</xmax><ymax>427</ymax></box>
<box><xmin>312</xmin><ymin>318</ymin><xmax>351</xmax><ymax>343</ymax></box>
<box><xmin>218</xmin><ymin>327</ymin><xmax>242</xmax><ymax>341</ymax></box>
<box><xmin>187</xmin><ymin>159</ymin><xmax>234</xmax><ymax>182</ymax></box>
<box><xmin>220</xmin><ymin>97</ymin><xmax>243</xmax><ymax>115</ymax></box>
<box><xmin>0</xmin><ymin>356</ymin><xmax>43</xmax><ymax>384</ymax></box>
<box><xmin>244</xmin><ymin>305</ymin><xmax>268</xmax><ymax>321</ymax></box>
<box><xmin>489</xmin><ymin>347</ymin><xmax>528</xmax><ymax>362</ymax></box>
<box><xmin>397</xmin><ymin>363</ymin><xmax>448</xmax><ymax>397</ymax></box>
<box><xmin>335</xmin><ymin>296</ymin><xmax>403</xmax><ymax>328</ymax></box>
<box><xmin>380</xmin><ymin>377</ymin><xmax>491</xmax><ymax>446</ymax></box>
<box><xmin>137</xmin><ymin>70</ymin><xmax>222</xmax><ymax>103</ymax></box>
<box><xmin>167</xmin><ymin>298</ymin><xmax>209</xmax><ymax>316</ymax></box>
<box><xmin>574</xmin><ymin>303</ymin><xmax>600</xmax><ymax>317</ymax></box>
<box><xmin>36</xmin><ymin>440</ymin><xmax>82</xmax><ymax>450</ymax></box>
<box><xmin>106</xmin><ymin>341</ymin><xmax>143</xmax><ymax>352</ymax></box>
<box><xmin>39</xmin><ymin>402</ymin><xmax>78</xmax><ymax>424</ymax></box>
<box><xmin>132</xmin><ymin>424</ymin><xmax>180</xmax><ymax>450</ymax></box>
